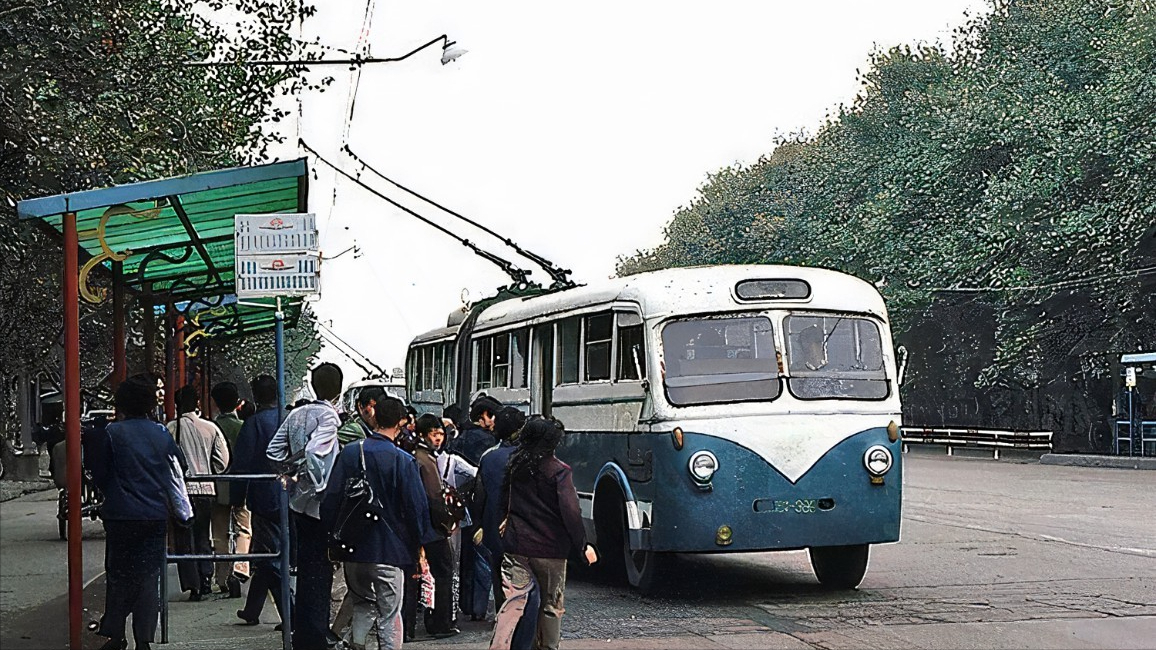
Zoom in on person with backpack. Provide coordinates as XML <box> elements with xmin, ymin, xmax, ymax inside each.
<box><xmin>320</xmin><ymin>397</ymin><xmax>437</xmax><ymax>650</ymax></box>
<box><xmin>405</xmin><ymin>414</ymin><xmax>463</xmax><ymax>639</ymax></box>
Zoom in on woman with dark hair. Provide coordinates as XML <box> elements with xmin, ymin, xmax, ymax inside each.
<box><xmin>490</xmin><ymin>416</ymin><xmax>598</xmax><ymax>650</ymax></box>
<box><xmin>88</xmin><ymin>374</ymin><xmax>193</xmax><ymax>650</ymax></box>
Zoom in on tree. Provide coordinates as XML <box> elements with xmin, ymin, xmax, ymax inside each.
<box><xmin>0</xmin><ymin>0</ymin><xmax>325</xmax><ymax>435</ymax></box>
<box><xmin>617</xmin><ymin>0</ymin><xmax>1156</xmax><ymax>450</ymax></box>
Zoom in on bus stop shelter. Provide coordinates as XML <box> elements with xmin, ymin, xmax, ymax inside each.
<box><xmin>16</xmin><ymin>159</ymin><xmax>309</xmax><ymax>649</ymax></box>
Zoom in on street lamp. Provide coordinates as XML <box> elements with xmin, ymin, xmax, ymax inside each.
<box><xmin>186</xmin><ymin>34</ymin><xmax>466</xmax><ymax>67</ymax></box>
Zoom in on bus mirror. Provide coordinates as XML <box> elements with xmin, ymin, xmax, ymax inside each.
<box><xmin>896</xmin><ymin>345</ymin><xmax>909</xmax><ymax>386</ymax></box>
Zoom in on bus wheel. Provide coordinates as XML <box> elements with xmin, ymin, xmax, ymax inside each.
<box><xmin>809</xmin><ymin>544</ymin><xmax>869</xmax><ymax>589</ymax></box>
<box><xmin>624</xmin><ymin>543</ymin><xmax>663</xmax><ymax>593</ymax></box>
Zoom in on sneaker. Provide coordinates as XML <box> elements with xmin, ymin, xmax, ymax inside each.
<box><xmin>431</xmin><ymin>628</ymin><xmax>461</xmax><ymax>639</ymax></box>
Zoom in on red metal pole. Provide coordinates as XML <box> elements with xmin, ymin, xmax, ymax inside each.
<box><xmin>176</xmin><ymin>315</ymin><xmax>186</xmax><ymax>389</ymax></box>
<box><xmin>164</xmin><ymin>309</ymin><xmax>175</xmax><ymax>422</ymax></box>
<box><xmin>112</xmin><ymin>260</ymin><xmax>126</xmax><ymax>387</ymax></box>
<box><xmin>63</xmin><ymin>211</ymin><xmax>82</xmax><ymax>650</ymax></box>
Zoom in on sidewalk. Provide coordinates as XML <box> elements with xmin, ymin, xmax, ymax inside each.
<box><xmin>1040</xmin><ymin>453</ymin><xmax>1156</xmax><ymax>470</ymax></box>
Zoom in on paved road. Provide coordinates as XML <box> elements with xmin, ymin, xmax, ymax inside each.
<box><xmin>1</xmin><ymin>455</ymin><xmax>1153</xmax><ymax>649</ymax></box>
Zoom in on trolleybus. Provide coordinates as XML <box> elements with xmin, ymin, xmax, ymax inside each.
<box><xmin>406</xmin><ymin>265</ymin><xmax>905</xmax><ymax>590</ymax></box>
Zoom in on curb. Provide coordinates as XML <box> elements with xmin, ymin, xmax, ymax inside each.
<box><xmin>1039</xmin><ymin>453</ymin><xmax>1156</xmax><ymax>470</ymax></box>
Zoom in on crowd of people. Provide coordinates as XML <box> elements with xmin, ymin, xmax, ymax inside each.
<box><xmin>82</xmin><ymin>363</ymin><xmax>597</xmax><ymax>650</ymax></box>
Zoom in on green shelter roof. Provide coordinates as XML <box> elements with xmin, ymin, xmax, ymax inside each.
<box><xmin>16</xmin><ymin>159</ymin><xmax>310</xmax><ymax>340</ymax></box>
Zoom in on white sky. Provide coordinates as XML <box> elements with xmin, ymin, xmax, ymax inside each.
<box><xmin>282</xmin><ymin>0</ymin><xmax>991</xmax><ymax>386</ymax></box>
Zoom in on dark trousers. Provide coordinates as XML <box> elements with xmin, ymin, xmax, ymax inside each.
<box><xmin>486</xmin><ymin>541</ymin><xmax>506</xmax><ymax>610</ymax></box>
<box><xmin>291</xmin><ymin>511</ymin><xmax>333</xmax><ymax>650</ymax></box>
<box><xmin>459</xmin><ymin>524</ymin><xmax>491</xmax><ymax>618</ymax></box>
<box><xmin>404</xmin><ymin>538</ymin><xmax>455</xmax><ymax>635</ymax></box>
<box><xmin>175</xmin><ymin>496</ymin><xmax>214</xmax><ymax>594</ymax></box>
<box><xmin>239</xmin><ymin>512</ymin><xmax>285</xmax><ymax>622</ymax></box>
<box><xmin>98</xmin><ymin>520</ymin><xmax>167</xmax><ymax>644</ymax></box>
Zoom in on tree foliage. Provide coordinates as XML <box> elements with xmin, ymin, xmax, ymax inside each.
<box><xmin>0</xmin><ymin>0</ymin><xmax>324</xmax><ymax>422</ymax></box>
<box><xmin>619</xmin><ymin>0</ymin><xmax>1156</xmax><ymax>414</ymax></box>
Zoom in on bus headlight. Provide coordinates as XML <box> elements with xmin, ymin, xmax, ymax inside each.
<box><xmin>863</xmin><ymin>445</ymin><xmax>893</xmax><ymax>476</ymax></box>
<box><xmin>688</xmin><ymin>451</ymin><xmax>718</xmax><ymax>484</ymax></box>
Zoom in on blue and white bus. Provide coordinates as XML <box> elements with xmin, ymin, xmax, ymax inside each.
<box><xmin>406</xmin><ymin>265</ymin><xmax>905</xmax><ymax>590</ymax></box>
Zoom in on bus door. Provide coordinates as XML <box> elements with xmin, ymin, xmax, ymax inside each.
<box><xmin>531</xmin><ymin>324</ymin><xmax>554</xmax><ymax>416</ymax></box>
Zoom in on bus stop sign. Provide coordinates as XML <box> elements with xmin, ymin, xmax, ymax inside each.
<box><xmin>235</xmin><ymin>213</ymin><xmax>319</xmax><ymax>298</ymax></box>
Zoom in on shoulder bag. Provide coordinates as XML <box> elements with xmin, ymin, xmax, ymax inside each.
<box><xmin>330</xmin><ymin>440</ymin><xmax>388</xmax><ymax>559</ymax></box>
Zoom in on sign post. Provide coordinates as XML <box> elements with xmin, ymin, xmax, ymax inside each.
<box><xmin>236</xmin><ymin>213</ymin><xmax>320</xmax><ymax>410</ymax></box>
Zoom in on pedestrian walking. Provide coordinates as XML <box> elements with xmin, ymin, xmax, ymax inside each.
<box><xmin>405</xmin><ymin>413</ymin><xmax>463</xmax><ymax>639</ymax></box>
<box><xmin>232</xmin><ymin>375</ymin><xmax>288</xmax><ymax>628</ymax></box>
<box><xmin>447</xmin><ymin>396</ymin><xmax>500</xmax><ymax>621</ymax></box>
<box><xmin>210</xmin><ymin>381</ymin><xmax>251</xmax><ymax>597</ymax></box>
<box><xmin>168</xmin><ymin>384</ymin><xmax>230</xmax><ymax>601</ymax></box>
<box><xmin>490</xmin><ymin>416</ymin><xmax>598</xmax><ymax>650</ymax></box>
<box><xmin>86</xmin><ymin>374</ymin><xmax>193</xmax><ymax>650</ymax></box>
<box><xmin>475</xmin><ymin>406</ymin><xmax>540</xmax><ymax>649</ymax></box>
<box><xmin>267</xmin><ymin>362</ymin><xmax>344</xmax><ymax>650</ymax></box>
<box><xmin>320</xmin><ymin>397</ymin><xmax>438</xmax><ymax>650</ymax></box>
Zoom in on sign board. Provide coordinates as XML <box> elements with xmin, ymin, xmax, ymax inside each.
<box><xmin>235</xmin><ymin>213</ymin><xmax>320</xmax><ymax>298</ymax></box>
<box><xmin>1125</xmin><ymin>366</ymin><xmax>1137</xmax><ymax>388</ymax></box>
<box><xmin>235</xmin><ymin>213</ymin><xmax>318</xmax><ymax>254</ymax></box>
<box><xmin>236</xmin><ymin>252</ymin><xmax>320</xmax><ymax>297</ymax></box>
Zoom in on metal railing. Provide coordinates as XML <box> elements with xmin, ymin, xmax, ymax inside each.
<box><xmin>162</xmin><ymin>474</ymin><xmax>293</xmax><ymax>650</ymax></box>
<box><xmin>1114</xmin><ymin>420</ymin><xmax>1156</xmax><ymax>457</ymax></box>
<box><xmin>901</xmin><ymin>426</ymin><xmax>1053</xmax><ymax>459</ymax></box>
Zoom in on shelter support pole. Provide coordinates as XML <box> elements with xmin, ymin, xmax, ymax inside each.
<box><xmin>276</xmin><ymin>297</ymin><xmax>285</xmax><ymax>414</ymax></box>
<box><xmin>112</xmin><ymin>261</ymin><xmax>126</xmax><ymax>387</ymax></box>
<box><xmin>201</xmin><ymin>343</ymin><xmax>212</xmax><ymax>418</ymax></box>
<box><xmin>165</xmin><ymin>308</ymin><xmax>176</xmax><ymax>421</ymax></box>
<box><xmin>143</xmin><ymin>284</ymin><xmax>155</xmax><ymax>376</ymax></box>
<box><xmin>279</xmin><ymin>479</ymin><xmax>293</xmax><ymax>650</ymax></box>
<box><xmin>176</xmin><ymin>315</ymin><xmax>186</xmax><ymax>389</ymax></box>
<box><xmin>64</xmin><ymin>212</ymin><xmax>82</xmax><ymax>650</ymax></box>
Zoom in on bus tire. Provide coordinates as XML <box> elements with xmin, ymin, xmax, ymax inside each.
<box><xmin>808</xmin><ymin>544</ymin><xmax>869</xmax><ymax>589</ymax></box>
<box><xmin>624</xmin><ymin>543</ymin><xmax>663</xmax><ymax>594</ymax></box>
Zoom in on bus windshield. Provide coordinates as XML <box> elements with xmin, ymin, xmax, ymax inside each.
<box><xmin>784</xmin><ymin>315</ymin><xmax>889</xmax><ymax>400</ymax></box>
<box><xmin>661</xmin><ymin>316</ymin><xmax>780</xmax><ymax>406</ymax></box>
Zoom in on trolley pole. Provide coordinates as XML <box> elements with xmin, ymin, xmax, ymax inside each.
<box><xmin>276</xmin><ymin>296</ymin><xmax>285</xmax><ymax>415</ymax></box>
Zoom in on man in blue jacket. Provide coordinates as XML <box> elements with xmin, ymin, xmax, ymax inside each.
<box><xmin>231</xmin><ymin>375</ymin><xmax>286</xmax><ymax>628</ymax></box>
<box><xmin>88</xmin><ymin>374</ymin><xmax>193</xmax><ymax>650</ymax></box>
<box><xmin>320</xmin><ymin>397</ymin><xmax>438</xmax><ymax>650</ymax></box>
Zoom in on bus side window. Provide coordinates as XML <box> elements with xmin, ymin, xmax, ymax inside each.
<box><xmin>617</xmin><ymin>323</ymin><xmax>646</xmax><ymax>381</ymax></box>
<box><xmin>475</xmin><ymin>337</ymin><xmax>493</xmax><ymax>390</ymax></box>
<box><xmin>557</xmin><ymin>317</ymin><xmax>580</xmax><ymax>385</ymax></box>
<box><xmin>585</xmin><ymin>312</ymin><xmax>613</xmax><ymax>382</ymax></box>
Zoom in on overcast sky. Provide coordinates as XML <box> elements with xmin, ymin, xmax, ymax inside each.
<box><xmin>284</xmin><ymin>0</ymin><xmax>991</xmax><ymax>387</ymax></box>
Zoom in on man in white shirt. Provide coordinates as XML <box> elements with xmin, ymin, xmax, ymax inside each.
<box><xmin>167</xmin><ymin>385</ymin><xmax>230</xmax><ymax>601</ymax></box>
<box><xmin>267</xmin><ymin>362</ymin><xmax>343</xmax><ymax>650</ymax></box>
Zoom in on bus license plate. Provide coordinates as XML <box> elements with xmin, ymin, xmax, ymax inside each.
<box><xmin>755</xmin><ymin>499</ymin><xmax>819</xmax><ymax>514</ymax></box>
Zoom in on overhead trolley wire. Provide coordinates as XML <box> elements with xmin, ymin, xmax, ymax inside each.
<box><xmin>315</xmin><ymin>325</ymin><xmax>379</xmax><ymax>379</ymax></box>
<box><xmin>341</xmin><ymin>144</ymin><xmax>576</xmax><ymax>289</ymax></box>
<box><xmin>300</xmin><ymin>138</ymin><xmax>534</xmax><ymax>289</ymax></box>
